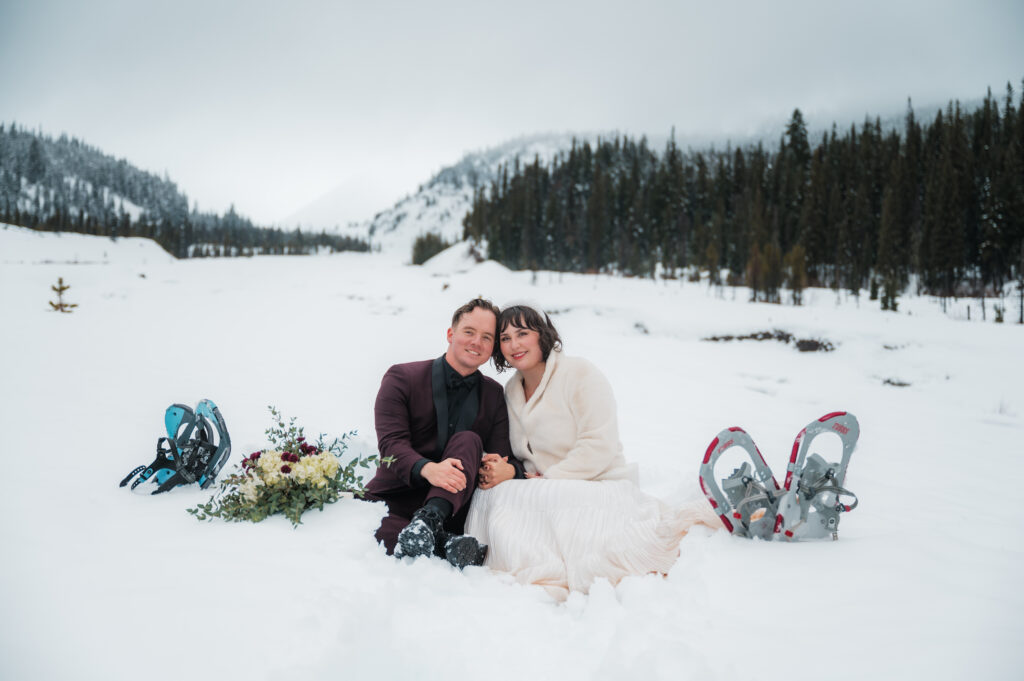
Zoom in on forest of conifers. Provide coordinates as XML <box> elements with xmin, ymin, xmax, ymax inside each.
<box><xmin>462</xmin><ymin>83</ymin><xmax>1024</xmax><ymax>314</ymax></box>
<box><xmin>0</xmin><ymin>125</ymin><xmax>368</xmax><ymax>257</ymax></box>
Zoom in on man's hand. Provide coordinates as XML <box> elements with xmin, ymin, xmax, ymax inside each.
<box><xmin>421</xmin><ymin>458</ymin><xmax>467</xmax><ymax>493</ymax></box>
<box><xmin>478</xmin><ymin>453</ymin><xmax>516</xmax><ymax>489</ymax></box>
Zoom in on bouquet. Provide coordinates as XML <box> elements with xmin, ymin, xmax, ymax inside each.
<box><xmin>188</xmin><ymin>406</ymin><xmax>379</xmax><ymax>526</ymax></box>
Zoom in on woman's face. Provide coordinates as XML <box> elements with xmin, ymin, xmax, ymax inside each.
<box><xmin>499</xmin><ymin>323</ymin><xmax>543</xmax><ymax>373</ymax></box>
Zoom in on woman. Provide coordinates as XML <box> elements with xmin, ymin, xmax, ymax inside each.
<box><xmin>465</xmin><ymin>305</ymin><xmax>721</xmax><ymax>599</ymax></box>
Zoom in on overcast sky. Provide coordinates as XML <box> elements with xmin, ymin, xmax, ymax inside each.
<box><xmin>2</xmin><ymin>0</ymin><xmax>1021</xmax><ymax>227</ymax></box>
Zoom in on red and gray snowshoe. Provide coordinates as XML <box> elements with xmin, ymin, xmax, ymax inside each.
<box><xmin>699</xmin><ymin>426</ymin><xmax>782</xmax><ymax>540</ymax></box>
<box><xmin>700</xmin><ymin>411</ymin><xmax>860</xmax><ymax>541</ymax></box>
<box><xmin>774</xmin><ymin>412</ymin><xmax>859</xmax><ymax>541</ymax></box>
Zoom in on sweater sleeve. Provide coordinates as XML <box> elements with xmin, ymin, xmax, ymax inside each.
<box><xmin>539</xmin><ymin>362</ymin><xmax>622</xmax><ymax>481</ymax></box>
<box><xmin>483</xmin><ymin>389</ymin><xmax>526</xmax><ymax>479</ymax></box>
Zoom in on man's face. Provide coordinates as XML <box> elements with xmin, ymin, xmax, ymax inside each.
<box><xmin>445</xmin><ymin>307</ymin><xmax>496</xmax><ymax>376</ymax></box>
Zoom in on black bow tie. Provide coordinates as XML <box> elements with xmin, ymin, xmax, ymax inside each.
<box><xmin>447</xmin><ymin>372</ymin><xmax>479</xmax><ymax>391</ymax></box>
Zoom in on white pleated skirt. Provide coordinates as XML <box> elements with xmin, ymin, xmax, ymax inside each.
<box><xmin>465</xmin><ymin>478</ymin><xmax>721</xmax><ymax>599</ymax></box>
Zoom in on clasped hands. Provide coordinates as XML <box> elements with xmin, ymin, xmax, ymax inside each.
<box><xmin>477</xmin><ymin>453</ymin><xmax>517</xmax><ymax>489</ymax></box>
<box><xmin>422</xmin><ymin>453</ymin><xmax>528</xmax><ymax>493</ymax></box>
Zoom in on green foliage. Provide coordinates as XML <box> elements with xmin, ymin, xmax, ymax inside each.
<box><xmin>49</xmin><ymin>277</ymin><xmax>77</xmax><ymax>313</ymax></box>
<box><xmin>263</xmin><ymin>405</ymin><xmax>306</xmax><ymax>456</ymax></box>
<box><xmin>188</xmin><ymin>406</ymin><xmax>383</xmax><ymax>527</ymax></box>
<box><xmin>411</xmin><ymin>232</ymin><xmax>451</xmax><ymax>265</ymax></box>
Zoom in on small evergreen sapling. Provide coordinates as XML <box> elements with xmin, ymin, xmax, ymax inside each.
<box><xmin>49</xmin><ymin>277</ymin><xmax>77</xmax><ymax>313</ymax></box>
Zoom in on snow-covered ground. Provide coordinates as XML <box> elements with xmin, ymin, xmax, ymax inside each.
<box><xmin>1</xmin><ymin>223</ymin><xmax>1021</xmax><ymax>681</ymax></box>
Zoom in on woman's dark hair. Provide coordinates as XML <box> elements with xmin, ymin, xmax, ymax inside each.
<box><xmin>493</xmin><ymin>305</ymin><xmax>562</xmax><ymax>372</ymax></box>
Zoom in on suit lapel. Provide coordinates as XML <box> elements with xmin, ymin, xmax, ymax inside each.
<box><xmin>430</xmin><ymin>356</ymin><xmax>449</xmax><ymax>457</ymax></box>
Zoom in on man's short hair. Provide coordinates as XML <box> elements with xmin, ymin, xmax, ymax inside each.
<box><xmin>451</xmin><ymin>297</ymin><xmax>500</xmax><ymax>327</ymax></box>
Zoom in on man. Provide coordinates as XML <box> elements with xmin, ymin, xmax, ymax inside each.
<box><xmin>364</xmin><ymin>298</ymin><xmax>523</xmax><ymax>568</ymax></box>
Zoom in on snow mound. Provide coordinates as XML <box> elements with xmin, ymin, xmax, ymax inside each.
<box><xmin>0</xmin><ymin>223</ymin><xmax>175</xmax><ymax>265</ymax></box>
<box><xmin>420</xmin><ymin>240</ymin><xmax>484</xmax><ymax>273</ymax></box>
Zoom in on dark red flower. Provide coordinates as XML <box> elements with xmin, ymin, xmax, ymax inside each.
<box><xmin>281</xmin><ymin>464</ymin><xmax>292</xmax><ymax>474</ymax></box>
<box><xmin>297</xmin><ymin>436</ymin><xmax>305</xmax><ymax>442</ymax></box>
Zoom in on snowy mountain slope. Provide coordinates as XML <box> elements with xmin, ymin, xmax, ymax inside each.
<box><xmin>314</xmin><ymin>97</ymin><xmax>982</xmax><ymax>263</ymax></box>
<box><xmin>333</xmin><ymin>129</ymin><xmax>744</xmax><ymax>258</ymax></box>
<box><xmin>343</xmin><ymin>132</ymin><xmax>608</xmax><ymax>258</ymax></box>
<box><xmin>11</xmin><ymin>176</ymin><xmax>149</xmax><ymax>223</ymax></box>
<box><xmin>1</xmin><ymin>226</ymin><xmax>1021</xmax><ymax>681</ymax></box>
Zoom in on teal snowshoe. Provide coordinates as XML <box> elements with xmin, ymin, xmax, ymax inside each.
<box><xmin>120</xmin><ymin>399</ymin><xmax>231</xmax><ymax>494</ymax></box>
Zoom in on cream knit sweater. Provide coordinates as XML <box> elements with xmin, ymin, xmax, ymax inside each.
<box><xmin>504</xmin><ymin>349</ymin><xmax>638</xmax><ymax>482</ymax></box>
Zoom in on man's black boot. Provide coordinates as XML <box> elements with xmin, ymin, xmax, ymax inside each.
<box><xmin>443</xmin><ymin>534</ymin><xmax>488</xmax><ymax>570</ymax></box>
<box><xmin>395</xmin><ymin>505</ymin><xmax>445</xmax><ymax>559</ymax></box>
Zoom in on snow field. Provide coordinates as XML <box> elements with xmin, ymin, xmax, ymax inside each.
<box><xmin>0</xmin><ymin>225</ymin><xmax>1021</xmax><ymax>681</ymax></box>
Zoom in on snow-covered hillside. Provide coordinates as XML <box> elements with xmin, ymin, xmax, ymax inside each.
<box><xmin>331</xmin><ymin>133</ymin><xmax>607</xmax><ymax>258</ymax></box>
<box><xmin>0</xmin><ymin>222</ymin><xmax>174</xmax><ymax>264</ymax></box>
<box><xmin>314</xmin><ymin>98</ymin><xmax>978</xmax><ymax>263</ymax></box>
<box><xmin>1</xmin><ymin>225</ymin><xmax>1021</xmax><ymax>681</ymax></box>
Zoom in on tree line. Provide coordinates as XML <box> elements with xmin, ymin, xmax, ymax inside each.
<box><xmin>0</xmin><ymin>124</ymin><xmax>368</xmax><ymax>257</ymax></box>
<box><xmin>462</xmin><ymin>82</ymin><xmax>1024</xmax><ymax>319</ymax></box>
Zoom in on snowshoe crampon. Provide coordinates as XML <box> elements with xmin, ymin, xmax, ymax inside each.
<box><xmin>774</xmin><ymin>412</ymin><xmax>859</xmax><ymax>541</ymax></box>
<box><xmin>119</xmin><ymin>399</ymin><xmax>232</xmax><ymax>494</ymax></box>
<box><xmin>699</xmin><ymin>427</ymin><xmax>781</xmax><ymax>539</ymax></box>
<box><xmin>700</xmin><ymin>412</ymin><xmax>860</xmax><ymax>541</ymax></box>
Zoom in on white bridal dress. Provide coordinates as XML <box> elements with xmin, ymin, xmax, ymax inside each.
<box><xmin>465</xmin><ymin>350</ymin><xmax>721</xmax><ymax>599</ymax></box>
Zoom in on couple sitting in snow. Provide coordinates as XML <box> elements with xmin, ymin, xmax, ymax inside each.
<box><xmin>363</xmin><ymin>298</ymin><xmax>719</xmax><ymax>599</ymax></box>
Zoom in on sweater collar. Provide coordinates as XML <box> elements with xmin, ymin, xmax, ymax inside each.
<box><xmin>509</xmin><ymin>348</ymin><xmax>561</xmax><ymax>412</ymax></box>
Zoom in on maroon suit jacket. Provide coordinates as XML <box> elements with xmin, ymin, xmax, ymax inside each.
<box><xmin>366</xmin><ymin>358</ymin><xmax>521</xmax><ymax>497</ymax></box>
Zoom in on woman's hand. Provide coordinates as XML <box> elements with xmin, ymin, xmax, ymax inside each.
<box><xmin>478</xmin><ymin>453</ymin><xmax>516</xmax><ymax>489</ymax></box>
<box><xmin>525</xmin><ymin>471</ymin><xmax>543</xmax><ymax>479</ymax></box>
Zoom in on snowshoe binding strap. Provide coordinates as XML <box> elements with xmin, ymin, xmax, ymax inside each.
<box><xmin>118</xmin><ymin>466</ymin><xmax>147</xmax><ymax>487</ymax></box>
<box><xmin>120</xmin><ymin>437</ymin><xmax>179</xmax><ymax>490</ymax></box>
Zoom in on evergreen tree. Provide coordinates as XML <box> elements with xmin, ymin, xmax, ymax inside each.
<box><xmin>784</xmin><ymin>244</ymin><xmax>807</xmax><ymax>305</ymax></box>
<box><xmin>26</xmin><ymin>138</ymin><xmax>46</xmax><ymax>184</ymax></box>
<box><xmin>762</xmin><ymin>242</ymin><xmax>784</xmax><ymax>303</ymax></box>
